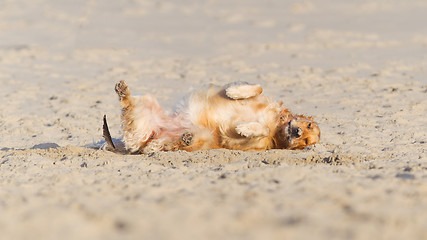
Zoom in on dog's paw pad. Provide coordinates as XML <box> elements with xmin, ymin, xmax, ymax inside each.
<box><xmin>181</xmin><ymin>132</ymin><xmax>193</xmax><ymax>146</ymax></box>
<box><xmin>115</xmin><ymin>80</ymin><xmax>130</xmax><ymax>98</ymax></box>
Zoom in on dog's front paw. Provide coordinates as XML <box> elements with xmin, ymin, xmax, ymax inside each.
<box><xmin>115</xmin><ymin>80</ymin><xmax>130</xmax><ymax>99</ymax></box>
<box><xmin>225</xmin><ymin>83</ymin><xmax>262</xmax><ymax>100</ymax></box>
<box><xmin>181</xmin><ymin>132</ymin><xmax>193</xmax><ymax>146</ymax></box>
<box><xmin>236</xmin><ymin>122</ymin><xmax>269</xmax><ymax>138</ymax></box>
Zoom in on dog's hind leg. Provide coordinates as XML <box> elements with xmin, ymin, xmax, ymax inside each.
<box><xmin>115</xmin><ymin>80</ymin><xmax>162</xmax><ymax>153</ymax></box>
<box><xmin>115</xmin><ymin>80</ymin><xmax>133</xmax><ymax>111</ymax></box>
<box><xmin>115</xmin><ymin>80</ymin><xmax>143</xmax><ymax>152</ymax></box>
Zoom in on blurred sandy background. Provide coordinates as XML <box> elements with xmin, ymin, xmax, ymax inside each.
<box><xmin>0</xmin><ymin>0</ymin><xmax>426</xmax><ymax>239</ymax></box>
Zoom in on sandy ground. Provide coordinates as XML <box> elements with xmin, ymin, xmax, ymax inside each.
<box><xmin>1</xmin><ymin>0</ymin><xmax>426</xmax><ymax>239</ymax></box>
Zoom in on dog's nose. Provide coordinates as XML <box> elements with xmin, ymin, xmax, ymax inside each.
<box><xmin>292</xmin><ymin>127</ymin><xmax>302</xmax><ymax>138</ymax></box>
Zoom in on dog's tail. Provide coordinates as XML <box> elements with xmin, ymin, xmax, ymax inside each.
<box><xmin>103</xmin><ymin>115</ymin><xmax>116</xmax><ymax>151</ymax></box>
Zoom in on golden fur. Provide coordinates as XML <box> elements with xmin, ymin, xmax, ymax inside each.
<box><xmin>114</xmin><ymin>81</ymin><xmax>320</xmax><ymax>153</ymax></box>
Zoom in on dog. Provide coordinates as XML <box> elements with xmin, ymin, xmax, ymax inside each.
<box><xmin>107</xmin><ymin>80</ymin><xmax>320</xmax><ymax>153</ymax></box>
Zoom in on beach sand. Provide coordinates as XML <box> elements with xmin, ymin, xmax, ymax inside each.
<box><xmin>0</xmin><ymin>0</ymin><xmax>426</xmax><ymax>239</ymax></box>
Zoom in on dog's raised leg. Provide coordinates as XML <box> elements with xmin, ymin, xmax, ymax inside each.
<box><xmin>225</xmin><ymin>82</ymin><xmax>263</xmax><ymax>100</ymax></box>
<box><xmin>115</xmin><ymin>80</ymin><xmax>158</xmax><ymax>153</ymax></box>
<box><xmin>115</xmin><ymin>80</ymin><xmax>141</xmax><ymax>152</ymax></box>
<box><xmin>115</xmin><ymin>80</ymin><xmax>133</xmax><ymax>111</ymax></box>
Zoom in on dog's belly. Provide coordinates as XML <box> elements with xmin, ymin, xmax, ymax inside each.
<box><xmin>184</xmin><ymin>86</ymin><xmax>279</xmax><ymax>150</ymax></box>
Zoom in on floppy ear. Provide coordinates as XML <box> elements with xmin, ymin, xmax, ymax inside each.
<box><xmin>307</xmin><ymin>116</ymin><xmax>314</xmax><ymax>121</ymax></box>
<box><xmin>295</xmin><ymin>114</ymin><xmax>314</xmax><ymax>121</ymax></box>
<box><xmin>279</xmin><ymin>107</ymin><xmax>293</xmax><ymax>123</ymax></box>
<box><xmin>279</xmin><ymin>106</ymin><xmax>291</xmax><ymax>117</ymax></box>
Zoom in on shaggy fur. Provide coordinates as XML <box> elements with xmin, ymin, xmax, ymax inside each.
<box><xmin>114</xmin><ymin>81</ymin><xmax>320</xmax><ymax>153</ymax></box>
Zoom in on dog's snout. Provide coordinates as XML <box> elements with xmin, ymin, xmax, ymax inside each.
<box><xmin>290</xmin><ymin>127</ymin><xmax>302</xmax><ymax>138</ymax></box>
<box><xmin>297</xmin><ymin>127</ymin><xmax>303</xmax><ymax>137</ymax></box>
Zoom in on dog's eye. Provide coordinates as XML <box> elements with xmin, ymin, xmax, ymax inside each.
<box><xmin>307</xmin><ymin>123</ymin><xmax>311</xmax><ymax>129</ymax></box>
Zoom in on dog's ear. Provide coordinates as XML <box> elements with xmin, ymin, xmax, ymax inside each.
<box><xmin>279</xmin><ymin>107</ymin><xmax>292</xmax><ymax>123</ymax></box>
<box><xmin>304</xmin><ymin>115</ymin><xmax>314</xmax><ymax>121</ymax></box>
<box><xmin>295</xmin><ymin>114</ymin><xmax>314</xmax><ymax>121</ymax></box>
<box><xmin>279</xmin><ymin>106</ymin><xmax>291</xmax><ymax>116</ymax></box>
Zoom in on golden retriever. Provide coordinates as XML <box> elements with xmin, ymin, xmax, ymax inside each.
<box><xmin>109</xmin><ymin>80</ymin><xmax>320</xmax><ymax>153</ymax></box>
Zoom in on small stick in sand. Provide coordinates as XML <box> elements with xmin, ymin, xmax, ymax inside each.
<box><xmin>103</xmin><ymin>115</ymin><xmax>116</xmax><ymax>150</ymax></box>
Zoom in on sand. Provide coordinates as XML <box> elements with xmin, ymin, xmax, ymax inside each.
<box><xmin>0</xmin><ymin>0</ymin><xmax>426</xmax><ymax>239</ymax></box>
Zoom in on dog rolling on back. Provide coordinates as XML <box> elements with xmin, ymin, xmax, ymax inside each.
<box><xmin>113</xmin><ymin>81</ymin><xmax>320</xmax><ymax>153</ymax></box>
